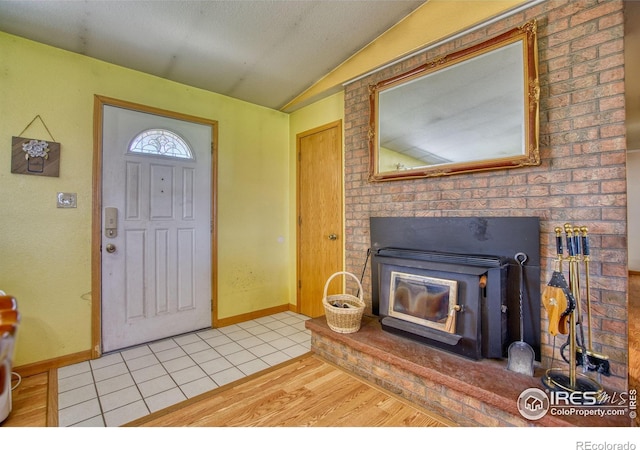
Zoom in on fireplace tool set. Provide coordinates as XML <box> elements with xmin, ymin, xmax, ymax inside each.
<box><xmin>541</xmin><ymin>224</ymin><xmax>609</xmax><ymax>396</ymax></box>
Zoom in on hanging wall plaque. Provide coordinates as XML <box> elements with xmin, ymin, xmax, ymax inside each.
<box><xmin>11</xmin><ymin>115</ymin><xmax>60</xmax><ymax>177</ymax></box>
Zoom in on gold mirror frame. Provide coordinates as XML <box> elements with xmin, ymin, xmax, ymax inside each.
<box><xmin>368</xmin><ymin>21</ymin><xmax>540</xmax><ymax>182</ymax></box>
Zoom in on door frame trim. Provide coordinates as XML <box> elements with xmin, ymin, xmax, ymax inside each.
<box><xmin>295</xmin><ymin>120</ymin><xmax>344</xmax><ymax>314</ymax></box>
<box><xmin>91</xmin><ymin>95</ymin><xmax>218</xmax><ymax>358</ymax></box>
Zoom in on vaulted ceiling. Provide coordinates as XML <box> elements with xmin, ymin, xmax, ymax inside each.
<box><xmin>0</xmin><ymin>1</ymin><xmax>541</xmax><ymax>111</ymax></box>
<box><xmin>0</xmin><ymin>0</ymin><xmax>425</xmax><ymax>110</ymax></box>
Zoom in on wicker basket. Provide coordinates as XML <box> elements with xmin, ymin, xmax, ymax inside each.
<box><xmin>322</xmin><ymin>271</ymin><xmax>365</xmax><ymax>334</ymax></box>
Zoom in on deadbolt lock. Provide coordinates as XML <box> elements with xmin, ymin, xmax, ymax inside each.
<box><xmin>105</xmin><ymin>243</ymin><xmax>116</xmax><ymax>253</ymax></box>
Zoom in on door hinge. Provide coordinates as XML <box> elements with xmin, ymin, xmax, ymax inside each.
<box><xmin>298</xmin><ymin>152</ymin><xmax>301</xmax><ymax>162</ymax></box>
<box><xmin>298</xmin><ymin>280</ymin><xmax>302</xmax><ymax>289</ymax></box>
<box><xmin>298</xmin><ymin>216</ymin><xmax>302</xmax><ymax>226</ymax></box>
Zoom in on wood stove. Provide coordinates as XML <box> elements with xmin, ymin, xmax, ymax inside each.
<box><xmin>370</xmin><ymin>217</ymin><xmax>541</xmax><ymax>361</ymax></box>
<box><xmin>376</xmin><ymin>248</ymin><xmax>508</xmax><ymax>359</ymax></box>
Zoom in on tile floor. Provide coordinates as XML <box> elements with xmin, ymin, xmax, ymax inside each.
<box><xmin>57</xmin><ymin>311</ymin><xmax>311</xmax><ymax>427</ymax></box>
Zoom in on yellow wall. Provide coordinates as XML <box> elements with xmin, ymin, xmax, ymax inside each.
<box><xmin>0</xmin><ymin>32</ymin><xmax>290</xmax><ymax>366</ymax></box>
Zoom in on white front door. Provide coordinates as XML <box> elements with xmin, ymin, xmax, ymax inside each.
<box><xmin>101</xmin><ymin>105</ymin><xmax>212</xmax><ymax>353</ymax></box>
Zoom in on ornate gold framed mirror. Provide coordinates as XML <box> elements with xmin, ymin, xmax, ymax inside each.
<box><xmin>369</xmin><ymin>20</ymin><xmax>540</xmax><ymax>182</ymax></box>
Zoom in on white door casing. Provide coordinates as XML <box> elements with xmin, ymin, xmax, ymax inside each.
<box><xmin>101</xmin><ymin>105</ymin><xmax>212</xmax><ymax>353</ymax></box>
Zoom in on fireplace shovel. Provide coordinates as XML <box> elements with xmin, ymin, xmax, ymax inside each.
<box><xmin>507</xmin><ymin>252</ymin><xmax>535</xmax><ymax>376</ymax></box>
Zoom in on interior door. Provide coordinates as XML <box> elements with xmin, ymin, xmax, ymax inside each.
<box><xmin>101</xmin><ymin>105</ymin><xmax>212</xmax><ymax>353</ymax></box>
<box><xmin>297</xmin><ymin>121</ymin><xmax>343</xmax><ymax>317</ymax></box>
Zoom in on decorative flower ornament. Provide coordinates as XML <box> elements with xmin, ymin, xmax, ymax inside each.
<box><xmin>22</xmin><ymin>139</ymin><xmax>50</xmax><ymax>160</ymax></box>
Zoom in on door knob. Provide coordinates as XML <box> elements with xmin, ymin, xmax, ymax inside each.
<box><xmin>328</xmin><ymin>234</ymin><xmax>338</xmax><ymax>241</ymax></box>
<box><xmin>105</xmin><ymin>243</ymin><xmax>116</xmax><ymax>253</ymax></box>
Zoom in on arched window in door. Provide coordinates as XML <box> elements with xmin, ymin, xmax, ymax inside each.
<box><xmin>128</xmin><ymin>129</ymin><xmax>194</xmax><ymax>160</ymax></box>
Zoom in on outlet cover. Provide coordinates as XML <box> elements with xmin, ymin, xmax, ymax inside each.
<box><xmin>57</xmin><ymin>192</ymin><xmax>77</xmax><ymax>208</ymax></box>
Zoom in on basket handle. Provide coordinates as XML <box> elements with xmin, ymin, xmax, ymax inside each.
<box><xmin>323</xmin><ymin>271</ymin><xmax>364</xmax><ymax>301</ymax></box>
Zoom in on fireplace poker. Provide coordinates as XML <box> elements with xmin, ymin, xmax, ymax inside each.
<box><xmin>575</xmin><ymin>227</ymin><xmax>611</xmax><ymax>376</ymax></box>
<box><xmin>568</xmin><ymin>224</ymin><xmax>591</xmax><ymax>374</ymax></box>
<box><xmin>565</xmin><ymin>225</ymin><xmax>578</xmax><ymax>387</ymax></box>
<box><xmin>582</xmin><ymin>227</ymin><xmax>593</xmax><ymax>350</ymax></box>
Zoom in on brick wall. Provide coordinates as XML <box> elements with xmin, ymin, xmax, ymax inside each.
<box><xmin>343</xmin><ymin>0</ymin><xmax>628</xmax><ymax>391</ymax></box>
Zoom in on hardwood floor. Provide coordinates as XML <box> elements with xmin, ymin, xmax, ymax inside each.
<box><xmin>2</xmin><ymin>273</ymin><xmax>639</xmax><ymax>427</ymax></box>
<box><xmin>1</xmin><ymin>371</ymin><xmax>49</xmax><ymax>427</ymax></box>
<box><xmin>126</xmin><ymin>354</ymin><xmax>453</xmax><ymax>427</ymax></box>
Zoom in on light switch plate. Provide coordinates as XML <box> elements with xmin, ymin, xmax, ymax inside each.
<box><xmin>57</xmin><ymin>192</ymin><xmax>77</xmax><ymax>208</ymax></box>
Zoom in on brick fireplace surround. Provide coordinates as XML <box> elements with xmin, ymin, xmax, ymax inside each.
<box><xmin>307</xmin><ymin>317</ymin><xmax>628</xmax><ymax>427</ymax></box>
<box><xmin>308</xmin><ymin>0</ymin><xmax>630</xmax><ymax>427</ymax></box>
